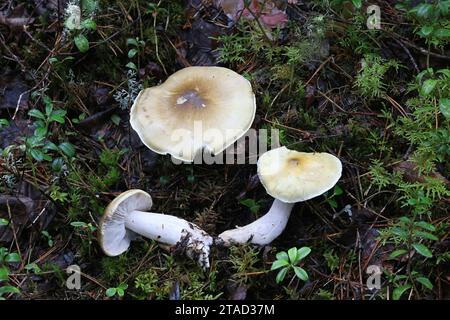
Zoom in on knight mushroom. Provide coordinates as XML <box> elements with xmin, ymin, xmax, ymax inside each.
<box><xmin>98</xmin><ymin>189</ymin><xmax>214</xmax><ymax>269</ymax></box>
<box><xmin>219</xmin><ymin>146</ymin><xmax>342</xmax><ymax>245</ymax></box>
<box><xmin>130</xmin><ymin>66</ymin><xmax>256</xmax><ymax>162</ymax></box>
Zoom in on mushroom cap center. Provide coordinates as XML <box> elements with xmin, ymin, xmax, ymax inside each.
<box><xmin>288</xmin><ymin>158</ymin><xmax>300</xmax><ymax>167</ymax></box>
<box><xmin>176</xmin><ymin>89</ymin><xmax>207</xmax><ymax>109</ymax></box>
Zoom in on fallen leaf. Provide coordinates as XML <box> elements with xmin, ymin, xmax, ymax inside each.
<box><xmin>217</xmin><ymin>0</ymin><xmax>288</xmax><ymax>29</ymax></box>
<box><xmin>0</xmin><ymin>196</ymin><xmax>33</xmax><ymax>243</ymax></box>
<box><xmin>393</xmin><ymin>160</ymin><xmax>450</xmax><ymax>188</ymax></box>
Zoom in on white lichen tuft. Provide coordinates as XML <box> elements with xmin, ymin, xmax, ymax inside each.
<box><xmin>113</xmin><ymin>70</ymin><xmax>144</xmax><ymax>110</ymax></box>
<box><xmin>64</xmin><ymin>2</ymin><xmax>82</xmax><ymax>31</ymax></box>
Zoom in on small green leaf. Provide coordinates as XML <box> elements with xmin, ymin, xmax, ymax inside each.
<box><xmin>437</xmin><ymin>69</ymin><xmax>450</xmax><ymax>78</ymax></box>
<box><xmin>118</xmin><ymin>283</ymin><xmax>128</xmax><ymax>290</ymax></box>
<box><xmin>0</xmin><ymin>266</ymin><xmax>9</xmax><ymax>282</ymax></box>
<box><xmin>393</xmin><ymin>284</ymin><xmax>412</xmax><ymax>300</ymax></box>
<box><xmin>127</xmin><ymin>38</ymin><xmax>139</xmax><ymax>47</ymax></box>
<box><xmin>293</xmin><ymin>266</ymin><xmax>308</xmax><ymax>281</ymax></box>
<box><xmin>59</xmin><ymin>142</ymin><xmax>76</xmax><ymax>158</ymax></box>
<box><xmin>34</xmin><ymin>127</ymin><xmax>47</xmax><ymax>137</ymax></box>
<box><xmin>275</xmin><ymin>267</ymin><xmax>289</xmax><ymax>284</ymax></box>
<box><xmin>391</xmin><ymin>227</ymin><xmax>408</xmax><ymax>238</ymax></box>
<box><xmin>416</xmin><ymin>277</ymin><xmax>433</xmax><ymax>290</ymax></box>
<box><xmin>42</xmin><ymin>95</ymin><xmax>53</xmax><ymax>108</ymax></box>
<box><xmin>126</xmin><ymin>62</ymin><xmax>137</xmax><ymax>70</ymax></box>
<box><xmin>50</xmin><ymin>110</ymin><xmax>67</xmax><ymax>123</ymax></box>
<box><xmin>71</xmin><ymin>221</ymin><xmax>87</xmax><ymax>228</ymax></box>
<box><xmin>117</xmin><ymin>288</ymin><xmax>124</xmax><ymax>297</ymax></box>
<box><xmin>52</xmin><ymin>157</ymin><xmax>64</xmax><ymax>172</ymax></box>
<box><xmin>327</xmin><ymin>198</ymin><xmax>337</xmax><ymax>209</ymax></box>
<box><xmin>74</xmin><ymin>34</ymin><xmax>89</xmax><ymax>53</ymax></box>
<box><xmin>25</xmin><ymin>263</ymin><xmax>42</xmax><ymax>274</ymax></box>
<box><xmin>399</xmin><ymin>216</ymin><xmax>412</xmax><ymax>224</ymax></box>
<box><xmin>81</xmin><ymin>18</ymin><xmax>97</xmax><ymax>30</ymax></box>
<box><xmin>45</xmin><ymin>104</ymin><xmax>53</xmax><ymax>117</ymax></box>
<box><xmin>351</xmin><ymin>0</ymin><xmax>362</xmax><ymax>9</ymax></box>
<box><xmin>5</xmin><ymin>253</ymin><xmax>21</xmax><ymax>263</ymax></box>
<box><xmin>388</xmin><ymin>249</ymin><xmax>408</xmax><ymax>260</ymax></box>
<box><xmin>0</xmin><ymin>119</ymin><xmax>9</xmax><ymax>128</ymax></box>
<box><xmin>412</xmin><ymin>243</ymin><xmax>433</xmax><ymax>258</ymax></box>
<box><xmin>44</xmin><ymin>142</ymin><xmax>59</xmax><ymax>152</ymax></box>
<box><xmin>111</xmin><ymin>114</ymin><xmax>121</xmax><ymax>126</ymax></box>
<box><xmin>82</xmin><ymin>0</ymin><xmax>98</xmax><ymax>14</ymax></box>
<box><xmin>439</xmin><ymin>1</ymin><xmax>450</xmax><ymax>15</ymax></box>
<box><xmin>275</xmin><ymin>251</ymin><xmax>289</xmax><ymax>262</ymax></box>
<box><xmin>0</xmin><ymin>218</ymin><xmax>9</xmax><ymax>226</ymax></box>
<box><xmin>439</xmin><ymin>98</ymin><xmax>450</xmax><ymax>119</ymax></box>
<box><xmin>34</xmin><ymin>120</ymin><xmax>46</xmax><ymax>130</ymax></box>
<box><xmin>240</xmin><ymin>199</ymin><xmax>260</xmax><ymax>214</ymax></box>
<box><xmin>43</xmin><ymin>154</ymin><xmax>52</xmax><ymax>162</ymax></box>
<box><xmin>271</xmin><ymin>259</ymin><xmax>290</xmax><ymax>270</ymax></box>
<box><xmin>415</xmin><ymin>221</ymin><xmax>436</xmax><ymax>232</ymax></box>
<box><xmin>420</xmin><ymin>26</ymin><xmax>434</xmax><ymax>36</ymax></box>
<box><xmin>28</xmin><ymin>109</ymin><xmax>46</xmax><ymax>120</ymax></box>
<box><xmin>128</xmin><ymin>48</ymin><xmax>138</xmax><ymax>58</ymax></box>
<box><xmin>415</xmin><ymin>231</ymin><xmax>438</xmax><ymax>241</ymax></box>
<box><xmin>30</xmin><ymin>149</ymin><xmax>45</xmax><ymax>162</ymax></box>
<box><xmin>421</xmin><ymin>79</ymin><xmax>437</xmax><ymax>96</ymax></box>
<box><xmin>434</xmin><ymin>28</ymin><xmax>450</xmax><ymax>38</ymax></box>
<box><xmin>106</xmin><ymin>288</ymin><xmax>116</xmax><ymax>297</ymax></box>
<box><xmin>297</xmin><ymin>247</ymin><xmax>312</xmax><ymax>261</ymax></box>
<box><xmin>0</xmin><ymin>286</ymin><xmax>20</xmax><ymax>295</ymax></box>
<box><xmin>415</xmin><ymin>3</ymin><xmax>433</xmax><ymax>18</ymax></box>
<box><xmin>333</xmin><ymin>185</ymin><xmax>343</xmax><ymax>196</ymax></box>
<box><xmin>288</xmin><ymin>247</ymin><xmax>299</xmax><ymax>264</ymax></box>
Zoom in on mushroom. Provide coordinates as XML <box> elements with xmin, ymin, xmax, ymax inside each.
<box><xmin>130</xmin><ymin>66</ymin><xmax>256</xmax><ymax>162</ymax></box>
<box><xmin>218</xmin><ymin>146</ymin><xmax>342</xmax><ymax>245</ymax></box>
<box><xmin>98</xmin><ymin>189</ymin><xmax>214</xmax><ymax>269</ymax></box>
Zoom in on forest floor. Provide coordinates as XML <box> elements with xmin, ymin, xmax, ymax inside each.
<box><xmin>0</xmin><ymin>0</ymin><xmax>449</xmax><ymax>300</ymax></box>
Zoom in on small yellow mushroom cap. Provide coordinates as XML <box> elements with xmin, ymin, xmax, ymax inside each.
<box><xmin>257</xmin><ymin>147</ymin><xmax>342</xmax><ymax>203</ymax></box>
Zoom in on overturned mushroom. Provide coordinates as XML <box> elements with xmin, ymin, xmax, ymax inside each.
<box><xmin>98</xmin><ymin>189</ymin><xmax>213</xmax><ymax>269</ymax></box>
<box><xmin>130</xmin><ymin>66</ymin><xmax>256</xmax><ymax>162</ymax></box>
<box><xmin>219</xmin><ymin>146</ymin><xmax>342</xmax><ymax>245</ymax></box>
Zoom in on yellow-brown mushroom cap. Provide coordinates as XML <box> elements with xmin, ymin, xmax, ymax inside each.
<box><xmin>257</xmin><ymin>147</ymin><xmax>342</xmax><ymax>203</ymax></box>
<box><xmin>99</xmin><ymin>189</ymin><xmax>153</xmax><ymax>256</ymax></box>
<box><xmin>130</xmin><ymin>66</ymin><xmax>256</xmax><ymax>162</ymax></box>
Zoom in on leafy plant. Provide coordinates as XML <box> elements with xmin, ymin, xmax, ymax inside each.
<box><xmin>323</xmin><ymin>185</ymin><xmax>344</xmax><ymax>209</ymax></box>
<box><xmin>125</xmin><ymin>37</ymin><xmax>146</xmax><ymax>71</ymax></box>
<box><xmin>354</xmin><ymin>54</ymin><xmax>400</xmax><ymax>99</ymax></box>
<box><xmin>41</xmin><ymin>231</ymin><xmax>54</xmax><ymax>247</ymax></box>
<box><xmin>271</xmin><ymin>247</ymin><xmax>311</xmax><ymax>284</ymax></box>
<box><xmin>0</xmin><ymin>247</ymin><xmax>21</xmax><ymax>300</ymax></box>
<box><xmin>21</xmin><ymin>94</ymin><xmax>74</xmax><ymax>163</ymax></box>
<box><xmin>106</xmin><ymin>283</ymin><xmax>128</xmax><ymax>298</ymax></box>
<box><xmin>64</xmin><ymin>1</ymin><xmax>98</xmax><ymax>53</ymax></box>
<box><xmin>379</xmin><ymin>216</ymin><xmax>441</xmax><ymax>300</ymax></box>
<box><xmin>397</xmin><ymin>0</ymin><xmax>450</xmax><ymax>47</ymax></box>
<box><xmin>71</xmin><ymin>221</ymin><xmax>97</xmax><ymax>250</ymax></box>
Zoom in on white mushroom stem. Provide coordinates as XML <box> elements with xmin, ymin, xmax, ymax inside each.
<box><xmin>125</xmin><ymin>210</ymin><xmax>213</xmax><ymax>269</ymax></box>
<box><xmin>218</xmin><ymin>199</ymin><xmax>294</xmax><ymax>246</ymax></box>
